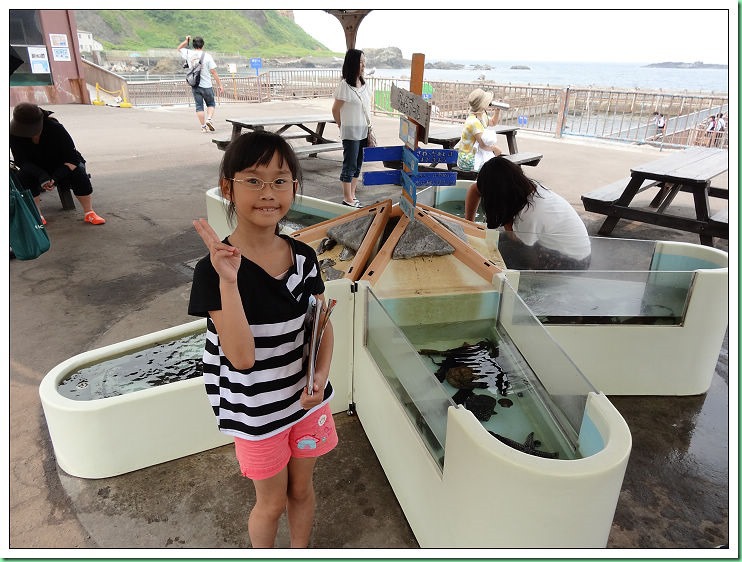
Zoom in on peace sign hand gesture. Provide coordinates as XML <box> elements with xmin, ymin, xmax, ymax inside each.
<box><xmin>193</xmin><ymin>218</ymin><xmax>241</xmax><ymax>283</ymax></box>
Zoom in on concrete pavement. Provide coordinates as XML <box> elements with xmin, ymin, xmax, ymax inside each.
<box><xmin>8</xmin><ymin>98</ymin><xmax>732</xmax><ymax>551</ymax></box>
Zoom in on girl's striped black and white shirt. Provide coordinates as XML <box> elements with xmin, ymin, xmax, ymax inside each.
<box><xmin>188</xmin><ymin>235</ymin><xmax>333</xmax><ymax>441</ymax></box>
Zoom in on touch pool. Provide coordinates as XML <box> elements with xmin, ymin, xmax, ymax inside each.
<box><xmin>39</xmin><ymin>201</ymin><xmax>639</xmax><ymax>546</ymax></box>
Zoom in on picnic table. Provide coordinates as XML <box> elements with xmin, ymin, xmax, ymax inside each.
<box><xmin>581</xmin><ymin>146</ymin><xmax>728</xmax><ymax>246</ymax></box>
<box><xmin>213</xmin><ymin>114</ymin><xmax>342</xmax><ymax>158</ymax></box>
<box><xmin>383</xmin><ymin>124</ymin><xmax>542</xmax><ymax>178</ymax></box>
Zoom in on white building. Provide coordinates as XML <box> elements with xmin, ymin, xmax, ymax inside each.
<box><xmin>77</xmin><ymin>30</ymin><xmax>102</xmax><ymax>53</ymax></box>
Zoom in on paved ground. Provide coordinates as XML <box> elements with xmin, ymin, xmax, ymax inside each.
<box><xmin>7</xmin><ymin>98</ymin><xmax>733</xmax><ymax>552</ymax></box>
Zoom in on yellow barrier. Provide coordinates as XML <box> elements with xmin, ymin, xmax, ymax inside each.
<box><xmin>92</xmin><ymin>83</ymin><xmax>132</xmax><ymax>108</ymax></box>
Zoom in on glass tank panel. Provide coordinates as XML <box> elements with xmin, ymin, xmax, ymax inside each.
<box><xmin>513</xmin><ymin>270</ymin><xmax>693</xmax><ymax>325</ymax></box>
<box><xmin>364</xmin><ymin>282</ymin><xmax>599</xmax><ymax>467</ymax></box>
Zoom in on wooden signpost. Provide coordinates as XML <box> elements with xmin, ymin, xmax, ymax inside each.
<box><xmin>362</xmin><ymin>53</ymin><xmax>458</xmax><ymax>219</ymax></box>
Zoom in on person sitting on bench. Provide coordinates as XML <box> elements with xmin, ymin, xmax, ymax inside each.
<box><xmin>10</xmin><ymin>103</ymin><xmax>105</xmax><ymax>225</ymax></box>
<box><xmin>464</xmin><ymin>157</ymin><xmax>590</xmax><ymax>270</ymax></box>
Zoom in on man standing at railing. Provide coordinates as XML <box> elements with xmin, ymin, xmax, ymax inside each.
<box><xmin>176</xmin><ymin>35</ymin><xmax>224</xmax><ymax>133</ymax></box>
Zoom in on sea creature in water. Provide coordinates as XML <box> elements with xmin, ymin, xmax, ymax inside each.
<box><xmin>464</xmin><ymin>393</ymin><xmax>497</xmax><ymax>421</ymax></box>
<box><xmin>420</xmin><ymin>340</ymin><xmax>509</xmax><ymax>396</ymax></box>
<box><xmin>451</xmin><ymin>388</ymin><xmax>474</xmax><ymax>405</ymax></box>
<box><xmin>498</xmin><ymin>398</ymin><xmax>513</xmax><ymax>408</ymax></box>
<box><xmin>445</xmin><ymin>366</ymin><xmax>485</xmax><ymax>389</ymax></box>
<box><xmin>317</xmin><ymin>237</ymin><xmax>337</xmax><ymax>255</ymax></box>
<box><xmin>488</xmin><ymin>431</ymin><xmax>559</xmax><ymax>459</ymax></box>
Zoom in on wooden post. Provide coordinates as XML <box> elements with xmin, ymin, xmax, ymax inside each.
<box><xmin>555</xmin><ymin>87</ymin><xmax>570</xmax><ymax>139</ymax></box>
<box><xmin>409</xmin><ymin>53</ymin><xmax>425</xmax><ymax>149</ymax></box>
<box><xmin>410</xmin><ymin>53</ymin><xmax>425</xmax><ymax>97</ymax></box>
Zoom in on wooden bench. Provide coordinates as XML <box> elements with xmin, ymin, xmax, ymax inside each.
<box><xmin>384</xmin><ymin>152</ymin><xmax>543</xmax><ymax>180</ymax></box>
<box><xmin>582</xmin><ymin>177</ymin><xmax>660</xmax><ymax>204</ymax></box>
<box><xmin>710</xmin><ymin>208</ymin><xmax>728</xmax><ymax>224</ymax></box>
<box><xmin>292</xmin><ymin>142</ymin><xmax>343</xmax><ymax>158</ymax></box>
<box><xmin>213</xmin><ymin>131</ymin><xmax>312</xmax><ymax>152</ymax></box>
<box><xmin>449</xmin><ymin>153</ymin><xmax>544</xmax><ymax>180</ymax></box>
<box><xmin>505</xmin><ymin>151</ymin><xmax>543</xmax><ymax>167</ymax></box>
<box><xmin>212</xmin><ymin>138</ymin><xmax>231</xmax><ymax>151</ymax></box>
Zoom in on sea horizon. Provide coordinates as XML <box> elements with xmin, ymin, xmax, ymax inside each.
<box><xmin>369</xmin><ymin>60</ymin><xmax>730</xmax><ymax>95</ymax></box>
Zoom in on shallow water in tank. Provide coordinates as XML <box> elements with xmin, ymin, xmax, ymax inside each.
<box><xmin>57</xmin><ymin>333</ymin><xmax>205</xmax><ymax>400</ymax></box>
<box><xmin>435</xmin><ymin>199</ymin><xmax>486</xmax><ymax>223</ymax></box>
<box><xmin>376</xmin><ymin>318</ymin><xmax>583</xmax><ymax>461</ymax></box>
<box><xmin>280</xmin><ymin>207</ymin><xmax>333</xmax><ymax>232</ymax></box>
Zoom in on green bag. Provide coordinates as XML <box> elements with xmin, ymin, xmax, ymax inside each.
<box><xmin>10</xmin><ymin>169</ymin><xmax>50</xmax><ymax>260</ymax></box>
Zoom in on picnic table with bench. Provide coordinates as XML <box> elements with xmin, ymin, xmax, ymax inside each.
<box><xmin>382</xmin><ymin>124</ymin><xmax>543</xmax><ymax>179</ymax></box>
<box><xmin>213</xmin><ymin>114</ymin><xmax>342</xmax><ymax>158</ymax></box>
<box><xmin>581</xmin><ymin>146</ymin><xmax>728</xmax><ymax>246</ymax></box>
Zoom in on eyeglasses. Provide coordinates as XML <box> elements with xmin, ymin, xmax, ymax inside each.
<box><xmin>228</xmin><ymin>177</ymin><xmax>298</xmax><ymax>192</ymax></box>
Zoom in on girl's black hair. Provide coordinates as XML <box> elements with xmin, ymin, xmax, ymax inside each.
<box><xmin>342</xmin><ymin>49</ymin><xmax>365</xmax><ymax>87</ymax></box>
<box><xmin>476</xmin><ymin>157</ymin><xmax>542</xmax><ymax>229</ymax></box>
<box><xmin>219</xmin><ymin>131</ymin><xmax>302</xmax><ymax>226</ymax></box>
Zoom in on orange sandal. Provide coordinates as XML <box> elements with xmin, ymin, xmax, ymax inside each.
<box><xmin>84</xmin><ymin>211</ymin><xmax>106</xmax><ymax>225</ymax></box>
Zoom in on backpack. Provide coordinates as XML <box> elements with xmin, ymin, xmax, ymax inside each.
<box><xmin>185</xmin><ymin>50</ymin><xmax>205</xmax><ymax>88</ymax></box>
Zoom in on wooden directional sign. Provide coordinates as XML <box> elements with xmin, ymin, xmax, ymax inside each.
<box><xmin>400</xmin><ymin>170</ymin><xmax>417</xmax><ymax>205</ymax></box>
<box><xmin>401</xmin><ymin>147</ymin><xmax>419</xmax><ymax>174</ymax></box>
<box><xmin>362</xmin><ymin>169</ymin><xmax>457</xmax><ymax>187</ymax></box>
<box><xmin>363</xmin><ymin>146</ymin><xmax>457</xmax><ymax>165</ymax></box>
<box><xmin>390</xmin><ymin>84</ymin><xmax>431</xmax><ymax>143</ymax></box>
<box><xmin>399</xmin><ymin>192</ymin><xmax>415</xmax><ymax>220</ymax></box>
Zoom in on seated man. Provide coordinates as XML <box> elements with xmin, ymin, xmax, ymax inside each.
<box><xmin>10</xmin><ymin>103</ymin><xmax>105</xmax><ymax>225</ymax></box>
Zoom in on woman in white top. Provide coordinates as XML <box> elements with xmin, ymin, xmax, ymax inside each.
<box><xmin>331</xmin><ymin>49</ymin><xmax>371</xmax><ymax>208</ymax></box>
<box><xmin>464</xmin><ymin>157</ymin><xmax>591</xmax><ymax>269</ymax></box>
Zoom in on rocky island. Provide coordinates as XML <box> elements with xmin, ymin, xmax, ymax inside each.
<box><xmin>644</xmin><ymin>61</ymin><xmax>728</xmax><ymax>69</ymax></box>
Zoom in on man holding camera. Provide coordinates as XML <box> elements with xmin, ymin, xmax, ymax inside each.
<box><xmin>176</xmin><ymin>35</ymin><xmax>224</xmax><ymax>133</ymax></box>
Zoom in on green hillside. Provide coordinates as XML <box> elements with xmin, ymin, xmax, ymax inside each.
<box><xmin>74</xmin><ymin>10</ymin><xmax>339</xmax><ymax>58</ymax></box>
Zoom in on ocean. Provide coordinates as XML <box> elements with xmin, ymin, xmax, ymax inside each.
<box><xmin>371</xmin><ymin>60</ymin><xmax>729</xmax><ymax>94</ymax></box>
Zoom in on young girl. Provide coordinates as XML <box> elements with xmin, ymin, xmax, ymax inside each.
<box><xmin>188</xmin><ymin>131</ymin><xmax>337</xmax><ymax>548</ymax></box>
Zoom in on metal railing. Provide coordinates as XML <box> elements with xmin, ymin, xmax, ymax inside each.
<box><xmin>125</xmin><ymin>69</ymin><xmax>341</xmax><ymax>105</ymax></box>
<box><xmin>103</xmin><ymin>67</ymin><xmax>729</xmax><ymax>150</ymax></box>
<box><xmin>368</xmin><ymin>77</ymin><xmax>729</xmax><ymax>149</ymax></box>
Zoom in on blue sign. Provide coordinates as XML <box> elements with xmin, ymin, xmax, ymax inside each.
<box><xmin>399</xmin><ymin>194</ymin><xmax>415</xmax><ymax>221</ymax></box>
<box><xmin>362</xmin><ymin>170</ymin><xmax>457</xmax><ymax>187</ymax></box>
<box><xmin>250</xmin><ymin>57</ymin><xmax>262</xmax><ymax>76</ymax></box>
<box><xmin>363</xmin><ymin>146</ymin><xmax>457</xmax><ymax>165</ymax></box>
<box><xmin>517</xmin><ymin>115</ymin><xmax>528</xmax><ymax>126</ymax></box>
<box><xmin>402</xmin><ymin>147</ymin><xmax>419</xmax><ymax>174</ymax></box>
<box><xmin>400</xmin><ymin>170</ymin><xmax>417</xmax><ymax>205</ymax></box>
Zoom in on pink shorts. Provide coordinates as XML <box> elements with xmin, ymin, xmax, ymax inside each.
<box><xmin>233</xmin><ymin>403</ymin><xmax>338</xmax><ymax>480</ymax></box>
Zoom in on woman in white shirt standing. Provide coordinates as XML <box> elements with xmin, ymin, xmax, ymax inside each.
<box><xmin>332</xmin><ymin>49</ymin><xmax>370</xmax><ymax>208</ymax></box>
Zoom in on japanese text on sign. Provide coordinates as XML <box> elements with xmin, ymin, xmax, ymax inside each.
<box><xmin>390</xmin><ymin>84</ymin><xmax>431</xmax><ymax>139</ymax></box>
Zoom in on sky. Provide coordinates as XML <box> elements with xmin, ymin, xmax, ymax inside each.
<box><xmin>293</xmin><ymin>7</ymin><xmax>734</xmax><ymax>65</ymax></box>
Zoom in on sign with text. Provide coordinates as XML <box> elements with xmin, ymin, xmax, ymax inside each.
<box><xmin>362</xmin><ymin>170</ymin><xmax>457</xmax><ymax>187</ymax></box>
<box><xmin>28</xmin><ymin>46</ymin><xmax>50</xmax><ymax>74</ymax></box>
<box><xmin>399</xmin><ymin>117</ymin><xmax>418</xmax><ymax>149</ymax></box>
<box><xmin>400</xmin><ymin>170</ymin><xmax>417</xmax><ymax>205</ymax></box>
<box><xmin>249</xmin><ymin>57</ymin><xmax>262</xmax><ymax>76</ymax></box>
<box><xmin>401</xmin><ymin>147</ymin><xmax>419</xmax><ymax>174</ymax></box>
<box><xmin>390</xmin><ymin>84</ymin><xmax>431</xmax><ymax>143</ymax></box>
<box><xmin>363</xmin><ymin>146</ymin><xmax>457</xmax><ymax>165</ymax></box>
<box><xmin>399</xmin><ymin>191</ymin><xmax>415</xmax><ymax>221</ymax></box>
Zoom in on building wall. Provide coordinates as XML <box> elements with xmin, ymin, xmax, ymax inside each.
<box><xmin>10</xmin><ymin>10</ymin><xmax>90</xmax><ymax>106</ymax></box>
